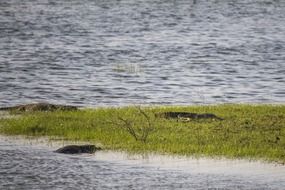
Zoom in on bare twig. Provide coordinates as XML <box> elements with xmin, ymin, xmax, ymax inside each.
<box><xmin>106</xmin><ymin>106</ymin><xmax>155</xmax><ymax>143</ymax></box>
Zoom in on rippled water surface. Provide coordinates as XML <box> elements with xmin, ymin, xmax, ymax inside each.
<box><xmin>0</xmin><ymin>0</ymin><xmax>284</xmax><ymax>107</ymax></box>
<box><xmin>1</xmin><ymin>136</ymin><xmax>285</xmax><ymax>190</ymax></box>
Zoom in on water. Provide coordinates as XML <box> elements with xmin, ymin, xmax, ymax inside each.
<box><xmin>1</xmin><ymin>1</ymin><xmax>285</xmax><ymax>188</ymax></box>
<box><xmin>0</xmin><ymin>0</ymin><xmax>285</xmax><ymax>107</ymax></box>
<box><xmin>1</xmin><ymin>136</ymin><xmax>285</xmax><ymax>190</ymax></box>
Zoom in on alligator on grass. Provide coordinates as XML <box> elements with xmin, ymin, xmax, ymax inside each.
<box><xmin>155</xmin><ymin>112</ymin><xmax>224</xmax><ymax>121</ymax></box>
<box><xmin>54</xmin><ymin>145</ymin><xmax>102</xmax><ymax>154</ymax></box>
<box><xmin>0</xmin><ymin>103</ymin><xmax>77</xmax><ymax>112</ymax></box>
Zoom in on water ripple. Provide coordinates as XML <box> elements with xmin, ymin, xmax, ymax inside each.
<box><xmin>1</xmin><ymin>136</ymin><xmax>285</xmax><ymax>189</ymax></box>
<box><xmin>0</xmin><ymin>0</ymin><xmax>285</xmax><ymax>107</ymax></box>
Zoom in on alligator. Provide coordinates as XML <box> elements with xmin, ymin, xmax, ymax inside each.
<box><xmin>155</xmin><ymin>112</ymin><xmax>223</xmax><ymax>121</ymax></box>
<box><xmin>54</xmin><ymin>145</ymin><xmax>102</xmax><ymax>154</ymax></box>
<box><xmin>0</xmin><ymin>103</ymin><xmax>77</xmax><ymax>112</ymax></box>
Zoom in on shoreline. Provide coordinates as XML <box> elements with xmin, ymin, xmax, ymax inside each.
<box><xmin>1</xmin><ymin>104</ymin><xmax>285</xmax><ymax>163</ymax></box>
<box><xmin>1</xmin><ymin>134</ymin><xmax>285</xmax><ymax>171</ymax></box>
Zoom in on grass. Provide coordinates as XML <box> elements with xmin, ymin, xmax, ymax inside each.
<box><xmin>0</xmin><ymin>104</ymin><xmax>285</xmax><ymax>163</ymax></box>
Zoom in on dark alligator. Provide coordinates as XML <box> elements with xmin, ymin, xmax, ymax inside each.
<box><xmin>54</xmin><ymin>145</ymin><xmax>102</xmax><ymax>154</ymax></box>
<box><xmin>0</xmin><ymin>103</ymin><xmax>77</xmax><ymax>112</ymax></box>
<box><xmin>156</xmin><ymin>112</ymin><xmax>223</xmax><ymax>121</ymax></box>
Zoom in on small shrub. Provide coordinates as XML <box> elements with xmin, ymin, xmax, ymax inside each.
<box><xmin>107</xmin><ymin>106</ymin><xmax>155</xmax><ymax>143</ymax></box>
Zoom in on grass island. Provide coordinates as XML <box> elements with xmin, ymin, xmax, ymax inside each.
<box><xmin>0</xmin><ymin>104</ymin><xmax>284</xmax><ymax>163</ymax></box>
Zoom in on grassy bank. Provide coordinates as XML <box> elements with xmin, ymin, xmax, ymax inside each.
<box><xmin>0</xmin><ymin>104</ymin><xmax>285</xmax><ymax>163</ymax></box>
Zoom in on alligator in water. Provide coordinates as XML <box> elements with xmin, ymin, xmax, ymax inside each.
<box><xmin>156</xmin><ymin>112</ymin><xmax>224</xmax><ymax>121</ymax></box>
<box><xmin>54</xmin><ymin>145</ymin><xmax>102</xmax><ymax>154</ymax></box>
<box><xmin>0</xmin><ymin>103</ymin><xmax>78</xmax><ymax>112</ymax></box>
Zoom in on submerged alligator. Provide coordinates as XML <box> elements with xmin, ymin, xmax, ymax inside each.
<box><xmin>55</xmin><ymin>145</ymin><xmax>102</xmax><ymax>154</ymax></box>
<box><xmin>0</xmin><ymin>103</ymin><xmax>77</xmax><ymax>112</ymax></box>
<box><xmin>156</xmin><ymin>112</ymin><xmax>224</xmax><ymax>121</ymax></box>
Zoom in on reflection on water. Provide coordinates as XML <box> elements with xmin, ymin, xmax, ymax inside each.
<box><xmin>1</xmin><ymin>136</ymin><xmax>285</xmax><ymax>189</ymax></box>
<box><xmin>0</xmin><ymin>0</ymin><xmax>285</xmax><ymax>107</ymax></box>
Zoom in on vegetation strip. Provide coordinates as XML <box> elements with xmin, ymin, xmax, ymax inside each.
<box><xmin>0</xmin><ymin>104</ymin><xmax>284</xmax><ymax>163</ymax></box>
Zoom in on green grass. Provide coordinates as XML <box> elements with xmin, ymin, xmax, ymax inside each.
<box><xmin>0</xmin><ymin>104</ymin><xmax>285</xmax><ymax>163</ymax></box>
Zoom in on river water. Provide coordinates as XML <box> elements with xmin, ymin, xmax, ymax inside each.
<box><xmin>0</xmin><ymin>0</ymin><xmax>285</xmax><ymax>107</ymax></box>
<box><xmin>1</xmin><ymin>136</ymin><xmax>285</xmax><ymax>190</ymax></box>
<box><xmin>1</xmin><ymin>1</ymin><xmax>285</xmax><ymax>189</ymax></box>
